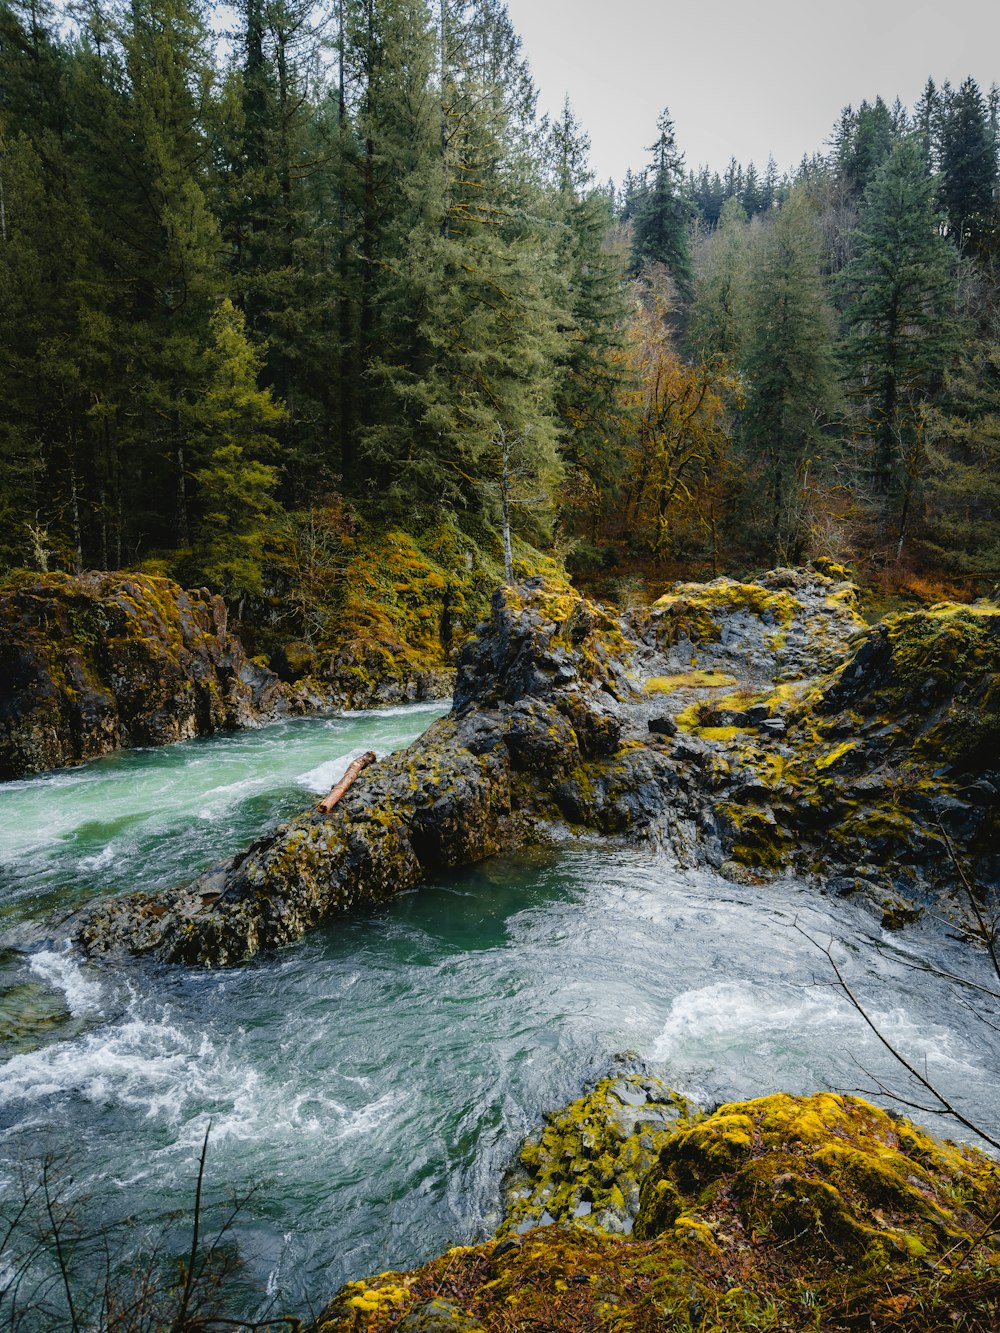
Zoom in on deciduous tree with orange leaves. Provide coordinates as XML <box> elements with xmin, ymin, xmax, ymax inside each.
<box><xmin>618</xmin><ymin>297</ymin><xmax>739</xmax><ymax>564</ymax></box>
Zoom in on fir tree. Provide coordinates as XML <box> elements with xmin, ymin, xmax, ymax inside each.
<box><xmin>630</xmin><ymin>107</ymin><xmax>694</xmax><ymax>299</ymax></box>
<box><xmin>738</xmin><ymin>189</ymin><xmax>838</xmax><ymax>562</ymax></box>
<box><xmin>939</xmin><ymin>77</ymin><xmax>998</xmax><ymax>254</ymax></box>
<box><xmin>842</xmin><ymin>135</ymin><xmax>958</xmax><ymax>553</ymax></box>
<box><xmin>190</xmin><ymin>298</ymin><xmax>284</xmax><ymax>604</ymax></box>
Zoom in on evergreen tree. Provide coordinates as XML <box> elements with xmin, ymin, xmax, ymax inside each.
<box><xmin>190</xmin><ymin>298</ymin><xmax>284</xmax><ymax>604</ymax></box>
<box><xmin>687</xmin><ymin>195</ymin><xmax>750</xmax><ymax>363</ymax></box>
<box><xmin>544</xmin><ymin>100</ymin><xmax>629</xmax><ymax>537</ymax></box>
<box><xmin>923</xmin><ymin>324</ymin><xmax>1000</xmax><ymax>573</ymax></box>
<box><xmin>738</xmin><ymin>189</ymin><xmax>838</xmax><ymax>561</ymax></box>
<box><xmin>939</xmin><ymin>77</ymin><xmax>998</xmax><ymax>254</ymax></box>
<box><xmin>630</xmin><ymin>107</ymin><xmax>693</xmax><ymax>299</ymax></box>
<box><xmin>834</xmin><ymin>96</ymin><xmax>896</xmax><ymax>196</ymax></box>
<box><xmin>842</xmin><ymin>136</ymin><xmax>958</xmax><ymax>553</ymax></box>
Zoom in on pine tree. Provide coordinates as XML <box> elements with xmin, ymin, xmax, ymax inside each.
<box><xmin>939</xmin><ymin>77</ymin><xmax>998</xmax><ymax>254</ymax></box>
<box><xmin>190</xmin><ymin>298</ymin><xmax>284</xmax><ymax>604</ymax></box>
<box><xmin>630</xmin><ymin>107</ymin><xmax>694</xmax><ymax>299</ymax></box>
<box><xmin>544</xmin><ymin>100</ymin><xmax>629</xmax><ymax>537</ymax></box>
<box><xmin>842</xmin><ymin>136</ymin><xmax>958</xmax><ymax>553</ymax></box>
<box><xmin>738</xmin><ymin>189</ymin><xmax>838</xmax><ymax>561</ymax></box>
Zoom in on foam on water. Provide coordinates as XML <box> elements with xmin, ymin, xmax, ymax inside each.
<box><xmin>28</xmin><ymin>948</ymin><xmax>103</xmax><ymax>1018</ymax></box>
<box><xmin>2</xmin><ymin>710</ymin><xmax>999</xmax><ymax>1320</ymax></box>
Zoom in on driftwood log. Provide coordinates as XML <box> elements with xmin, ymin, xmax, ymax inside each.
<box><xmin>317</xmin><ymin>750</ymin><xmax>377</xmax><ymax>814</ymax></box>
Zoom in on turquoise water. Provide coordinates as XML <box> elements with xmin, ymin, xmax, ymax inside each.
<box><xmin>1</xmin><ymin>708</ymin><xmax>998</xmax><ymax>1323</ymax></box>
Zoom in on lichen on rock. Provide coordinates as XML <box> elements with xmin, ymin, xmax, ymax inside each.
<box><xmin>309</xmin><ymin>1083</ymin><xmax>1000</xmax><ymax>1333</ymax></box>
<box><xmin>75</xmin><ymin>575</ymin><xmax>657</xmax><ymax>964</ymax></box>
<box><xmin>0</xmin><ymin>570</ymin><xmax>295</xmax><ymax>779</ymax></box>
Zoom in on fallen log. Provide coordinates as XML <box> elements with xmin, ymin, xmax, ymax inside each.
<box><xmin>317</xmin><ymin>750</ymin><xmax>377</xmax><ymax>814</ymax></box>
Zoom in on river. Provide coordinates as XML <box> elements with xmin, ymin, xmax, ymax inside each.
<box><xmin>0</xmin><ymin>706</ymin><xmax>997</xmax><ymax>1322</ymax></box>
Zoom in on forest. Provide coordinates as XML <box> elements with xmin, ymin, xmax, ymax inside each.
<box><xmin>2</xmin><ymin>0</ymin><xmax>999</xmax><ymax>651</ymax></box>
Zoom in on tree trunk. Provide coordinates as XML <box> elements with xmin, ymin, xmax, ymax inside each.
<box><xmin>317</xmin><ymin>750</ymin><xmax>377</xmax><ymax>813</ymax></box>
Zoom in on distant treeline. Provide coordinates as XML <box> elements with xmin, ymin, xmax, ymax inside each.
<box><xmin>2</xmin><ymin>0</ymin><xmax>999</xmax><ymax>623</ymax></box>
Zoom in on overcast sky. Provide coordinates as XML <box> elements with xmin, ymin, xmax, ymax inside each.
<box><xmin>503</xmin><ymin>0</ymin><xmax>1000</xmax><ymax>185</ymax></box>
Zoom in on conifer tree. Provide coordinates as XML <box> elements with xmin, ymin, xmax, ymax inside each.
<box><xmin>738</xmin><ymin>189</ymin><xmax>838</xmax><ymax>561</ymax></box>
<box><xmin>630</xmin><ymin>107</ymin><xmax>694</xmax><ymax>299</ymax></box>
<box><xmin>544</xmin><ymin>100</ymin><xmax>629</xmax><ymax>535</ymax></box>
<box><xmin>842</xmin><ymin>136</ymin><xmax>958</xmax><ymax>552</ymax></box>
<box><xmin>190</xmin><ymin>298</ymin><xmax>284</xmax><ymax>604</ymax></box>
<box><xmin>687</xmin><ymin>196</ymin><xmax>749</xmax><ymax>363</ymax></box>
<box><xmin>939</xmin><ymin>77</ymin><xmax>998</xmax><ymax>254</ymax></box>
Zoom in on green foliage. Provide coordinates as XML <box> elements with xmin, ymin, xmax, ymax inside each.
<box><xmin>630</xmin><ymin>107</ymin><xmax>694</xmax><ymax>299</ymax></box>
<box><xmin>841</xmin><ymin>135</ymin><xmax>959</xmax><ymax>551</ymax></box>
<box><xmin>189</xmin><ymin>299</ymin><xmax>284</xmax><ymax>602</ymax></box>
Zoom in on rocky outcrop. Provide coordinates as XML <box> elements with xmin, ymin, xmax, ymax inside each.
<box><xmin>76</xmin><ymin>576</ymin><xmax>668</xmax><ymax>964</ymax></box>
<box><xmin>74</xmin><ymin>568</ymin><xmax>1000</xmax><ymax>964</ymax></box>
<box><xmin>0</xmin><ymin>571</ymin><xmax>302</xmax><ymax>779</ymax></box>
<box><xmin>311</xmin><ymin>1076</ymin><xmax>1000</xmax><ymax>1333</ymax></box>
<box><xmin>666</xmin><ymin>599</ymin><xmax>1000</xmax><ymax>901</ymax></box>
<box><xmin>630</xmin><ymin>561</ymin><xmax>867</xmax><ymax>684</ymax></box>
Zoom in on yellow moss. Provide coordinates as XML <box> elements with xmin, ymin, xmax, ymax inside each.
<box><xmin>653</xmin><ymin>579</ymin><xmax>799</xmax><ymax>625</ymax></box>
<box><xmin>695</xmin><ymin>725</ymin><xmax>749</xmax><ymax>743</ymax></box>
<box><xmin>673</xmin><ymin>1215</ymin><xmax>719</xmax><ymax>1249</ymax></box>
<box><xmin>644</xmin><ymin>671</ymin><xmax>738</xmax><ymax>691</ymax></box>
<box><xmin>343</xmin><ymin>1280</ymin><xmax>411</xmax><ymax>1314</ymax></box>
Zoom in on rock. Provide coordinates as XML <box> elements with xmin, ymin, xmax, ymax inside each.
<box><xmin>648</xmin><ymin>714</ymin><xmax>678</xmax><ymax>737</ymax></box>
<box><xmin>629</xmin><ymin>567</ymin><xmax>866</xmax><ymax>685</ymax></box>
<box><xmin>757</xmin><ymin>717</ymin><xmax>787</xmax><ymax>737</ymax></box>
<box><xmin>271</xmin><ymin>639</ymin><xmax>316</xmax><ymax>682</ymax></box>
<box><xmin>498</xmin><ymin>1066</ymin><xmax>696</xmax><ymax>1239</ymax></box>
<box><xmin>308</xmin><ymin>1085</ymin><xmax>1000</xmax><ymax>1333</ymax></box>
<box><xmin>0</xmin><ymin>570</ymin><xmax>296</xmax><ymax>779</ymax></box>
<box><xmin>398</xmin><ymin>1299</ymin><xmax>486</xmax><ymax>1331</ymax></box>
<box><xmin>75</xmin><ymin>577</ymin><xmax>653</xmax><ymax>965</ymax></box>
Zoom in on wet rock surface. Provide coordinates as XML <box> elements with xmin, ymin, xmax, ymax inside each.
<box><xmin>500</xmin><ymin>1060</ymin><xmax>696</xmax><ymax>1238</ymax></box>
<box><xmin>0</xmin><ymin>571</ymin><xmax>299</xmax><ymax>779</ymax></box>
<box><xmin>76</xmin><ymin>576</ymin><xmax>651</xmax><ymax>964</ymax></box>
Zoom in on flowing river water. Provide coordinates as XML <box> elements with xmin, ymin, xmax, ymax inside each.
<box><xmin>0</xmin><ymin>705</ymin><xmax>997</xmax><ymax>1321</ymax></box>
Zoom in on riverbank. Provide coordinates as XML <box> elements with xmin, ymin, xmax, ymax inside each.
<box><xmin>314</xmin><ymin>1070</ymin><xmax>1000</xmax><ymax>1333</ymax></box>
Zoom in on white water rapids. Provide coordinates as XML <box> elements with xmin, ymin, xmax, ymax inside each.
<box><xmin>0</xmin><ymin>706</ymin><xmax>997</xmax><ymax>1321</ymax></box>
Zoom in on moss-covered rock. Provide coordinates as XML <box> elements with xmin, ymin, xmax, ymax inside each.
<box><xmin>310</xmin><ymin>1089</ymin><xmax>1000</xmax><ymax>1333</ymax></box>
<box><xmin>0</xmin><ymin>570</ymin><xmax>294</xmax><ymax>779</ymax></box>
<box><xmin>639</xmin><ymin>596</ymin><xmax>1000</xmax><ymax>897</ymax></box>
<box><xmin>75</xmin><ymin>577</ymin><xmax>653</xmax><ymax>964</ymax></box>
<box><xmin>633</xmin><ymin>564</ymin><xmax>867</xmax><ymax>685</ymax></box>
<box><xmin>501</xmin><ymin>1066</ymin><xmax>696</xmax><ymax>1237</ymax></box>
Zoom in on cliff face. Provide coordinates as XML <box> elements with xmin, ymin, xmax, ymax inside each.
<box><xmin>0</xmin><ymin>571</ymin><xmax>291</xmax><ymax>779</ymax></box>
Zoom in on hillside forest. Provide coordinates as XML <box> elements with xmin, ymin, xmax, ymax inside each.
<box><xmin>2</xmin><ymin>0</ymin><xmax>1000</xmax><ymax>659</ymax></box>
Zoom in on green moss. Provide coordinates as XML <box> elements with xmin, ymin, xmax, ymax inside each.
<box><xmin>313</xmin><ymin>1090</ymin><xmax>1000</xmax><ymax>1333</ymax></box>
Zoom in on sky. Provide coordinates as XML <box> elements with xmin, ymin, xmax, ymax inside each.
<box><xmin>502</xmin><ymin>0</ymin><xmax>1000</xmax><ymax>185</ymax></box>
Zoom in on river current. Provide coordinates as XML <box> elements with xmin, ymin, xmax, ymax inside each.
<box><xmin>1</xmin><ymin>706</ymin><xmax>997</xmax><ymax>1320</ymax></box>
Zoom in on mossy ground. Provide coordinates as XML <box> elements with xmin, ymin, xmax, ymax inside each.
<box><xmin>274</xmin><ymin>520</ymin><xmax>564</xmax><ymax>700</ymax></box>
<box><xmin>645</xmin><ymin>671</ymin><xmax>739</xmax><ymax>692</ymax></box>
<box><xmin>312</xmin><ymin>1093</ymin><xmax>1000</xmax><ymax>1333</ymax></box>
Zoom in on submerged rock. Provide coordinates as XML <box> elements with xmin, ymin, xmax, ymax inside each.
<box><xmin>0</xmin><ymin>570</ymin><xmax>298</xmax><ymax>779</ymax></box>
<box><xmin>310</xmin><ymin>1083</ymin><xmax>1000</xmax><ymax>1333</ymax></box>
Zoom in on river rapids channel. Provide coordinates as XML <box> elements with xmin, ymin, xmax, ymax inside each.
<box><xmin>0</xmin><ymin>705</ymin><xmax>997</xmax><ymax>1319</ymax></box>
